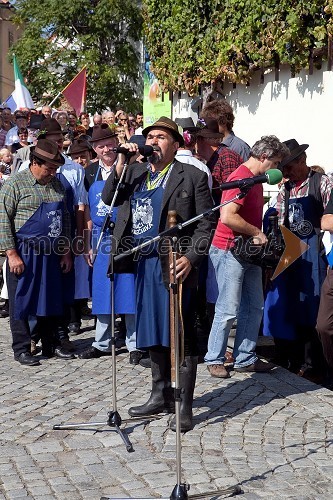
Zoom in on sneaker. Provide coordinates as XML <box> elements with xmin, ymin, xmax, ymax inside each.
<box><xmin>207</xmin><ymin>364</ymin><xmax>230</xmax><ymax>378</ymax></box>
<box><xmin>234</xmin><ymin>359</ymin><xmax>274</xmax><ymax>373</ymax></box>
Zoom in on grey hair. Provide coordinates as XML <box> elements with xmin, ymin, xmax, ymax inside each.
<box><xmin>250</xmin><ymin>135</ymin><xmax>290</xmax><ymax>160</ymax></box>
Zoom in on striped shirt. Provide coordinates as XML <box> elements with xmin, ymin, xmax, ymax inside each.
<box><xmin>275</xmin><ymin>170</ymin><xmax>333</xmax><ymax>225</ymax></box>
<box><xmin>0</xmin><ymin>167</ymin><xmax>71</xmax><ymax>251</ymax></box>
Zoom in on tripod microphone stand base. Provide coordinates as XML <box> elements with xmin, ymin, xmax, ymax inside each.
<box><xmin>101</xmin><ymin>483</ymin><xmax>242</xmax><ymax>499</ymax></box>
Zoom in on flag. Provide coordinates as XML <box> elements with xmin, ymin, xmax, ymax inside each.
<box><xmin>9</xmin><ymin>55</ymin><xmax>34</xmax><ymax>111</ymax></box>
<box><xmin>62</xmin><ymin>67</ymin><xmax>86</xmax><ymax>116</ymax></box>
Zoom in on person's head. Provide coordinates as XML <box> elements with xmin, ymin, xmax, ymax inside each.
<box><xmin>69</xmin><ymin>138</ymin><xmax>93</xmax><ymax>168</ymax></box>
<box><xmin>142</xmin><ymin>116</ymin><xmax>183</xmax><ymax>169</ymax></box>
<box><xmin>201</xmin><ymin>99</ymin><xmax>235</xmax><ymax>136</ymax></box>
<box><xmin>117</xmin><ymin>112</ymin><xmax>128</xmax><ymax>126</ymax></box>
<box><xmin>311</xmin><ymin>165</ymin><xmax>325</xmax><ymax>174</ymax></box>
<box><xmin>175</xmin><ymin>117</ymin><xmax>199</xmax><ymax>151</ymax></box>
<box><xmin>38</xmin><ymin>118</ymin><xmax>64</xmax><ymax>152</ymax></box>
<box><xmin>0</xmin><ymin>148</ymin><xmax>12</xmax><ymax>164</ymax></box>
<box><xmin>195</xmin><ymin>118</ymin><xmax>224</xmax><ymax>161</ymax></box>
<box><xmin>116</xmin><ymin>126</ymin><xmax>126</xmax><ymax>144</ymax></box>
<box><xmin>93</xmin><ymin>114</ymin><xmax>102</xmax><ymax>126</ymax></box>
<box><xmin>91</xmin><ymin>123</ymin><xmax>118</xmax><ymax>165</ymax></box>
<box><xmin>14</xmin><ymin>110</ymin><xmax>28</xmax><ymax>129</ymax></box>
<box><xmin>250</xmin><ymin>135</ymin><xmax>290</xmax><ymax>174</ymax></box>
<box><xmin>102</xmin><ymin>111</ymin><xmax>115</xmax><ymax>125</ymax></box>
<box><xmin>18</xmin><ymin>127</ymin><xmax>29</xmax><ymax>144</ymax></box>
<box><xmin>2</xmin><ymin>107</ymin><xmax>12</xmax><ymax>123</ymax></box>
<box><xmin>278</xmin><ymin>139</ymin><xmax>309</xmax><ymax>182</ymax></box>
<box><xmin>136</xmin><ymin>111</ymin><xmax>143</xmax><ymax>126</ymax></box>
<box><xmin>29</xmin><ymin>138</ymin><xmax>65</xmax><ymax>185</ymax></box>
<box><xmin>41</xmin><ymin>105</ymin><xmax>52</xmax><ymax>118</ymax></box>
<box><xmin>79</xmin><ymin>112</ymin><xmax>90</xmax><ymax>129</ymax></box>
<box><xmin>67</xmin><ymin>112</ymin><xmax>77</xmax><ymax>128</ymax></box>
<box><xmin>56</xmin><ymin>111</ymin><xmax>68</xmax><ymax>129</ymax></box>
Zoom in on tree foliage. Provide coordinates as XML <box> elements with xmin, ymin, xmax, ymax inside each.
<box><xmin>143</xmin><ymin>0</ymin><xmax>333</xmax><ymax>95</ymax></box>
<box><xmin>10</xmin><ymin>0</ymin><xmax>143</xmax><ymax>112</ymax></box>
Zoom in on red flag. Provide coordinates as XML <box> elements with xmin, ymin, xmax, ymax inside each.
<box><xmin>62</xmin><ymin>67</ymin><xmax>86</xmax><ymax>116</ymax></box>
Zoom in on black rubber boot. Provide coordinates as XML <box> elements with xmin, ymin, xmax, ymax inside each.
<box><xmin>170</xmin><ymin>356</ymin><xmax>198</xmax><ymax>432</ymax></box>
<box><xmin>128</xmin><ymin>348</ymin><xmax>175</xmax><ymax>417</ymax></box>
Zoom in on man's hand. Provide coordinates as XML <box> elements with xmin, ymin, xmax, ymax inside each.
<box><xmin>84</xmin><ymin>249</ymin><xmax>94</xmax><ymax>268</ymax></box>
<box><xmin>7</xmin><ymin>251</ymin><xmax>24</xmax><ymax>275</ymax></box>
<box><xmin>60</xmin><ymin>252</ymin><xmax>72</xmax><ymax>273</ymax></box>
<box><xmin>170</xmin><ymin>255</ymin><xmax>192</xmax><ymax>281</ymax></box>
<box><xmin>252</xmin><ymin>230</ymin><xmax>268</xmax><ymax>245</ymax></box>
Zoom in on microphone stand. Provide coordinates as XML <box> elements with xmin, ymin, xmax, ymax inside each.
<box><xmin>103</xmin><ymin>190</ymin><xmax>247</xmax><ymax>499</ymax></box>
<box><xmin>53</xmin><ymin>153</ymin><xmax>159</xmax><ymax>453</ymax></box>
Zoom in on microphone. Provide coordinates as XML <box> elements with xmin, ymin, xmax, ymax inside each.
<box><xmin>111</xmin><ymin>145</ymin><xmax>154</xmax><ymax>157</ymax></box>
<box><xmin>217</xmin><ymin>169</ymin><xmax>283</xmax><ymax>191</ymax></box>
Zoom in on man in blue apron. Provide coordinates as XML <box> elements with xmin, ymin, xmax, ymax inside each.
<box><xmin>78</xmin><ymin>124</ymin><xmax>138</xmax><ymax>362</ymax></box>
<box><xmin>102</xmin><ymin>116</ymin><xmax>214</xmax><ymax>432</ymax></box>
<box><xmin>0</xmin><ymin>139</ymin><xmax>72</xmax><ymax>366</ymax></box>
<box><xmin>264</xmin><ymin>139</ymin><xmax>333</xmax><ymax>381</ymax></box>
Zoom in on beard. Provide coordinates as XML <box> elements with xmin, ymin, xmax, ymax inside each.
<box><xmin>148</xmin><ymin>146</ymin><xmax>163</xmax><ymax>164</ymax></box>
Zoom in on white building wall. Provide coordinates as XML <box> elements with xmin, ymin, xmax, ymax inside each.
<box><xmin>173</xmin><ymin>65</ymin><xmax>333</xmax><ymax>173</ymax></box>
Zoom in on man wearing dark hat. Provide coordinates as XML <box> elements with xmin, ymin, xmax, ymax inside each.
<box><xmin>264</xmin><ymin>139</ymin><xmax>333</xmax><ymax>381</ymax></box>
<box><xmin>102</xmin><ymin>116</ymin><xmax>215</xmax><ymax>431</ymax></box>
<box><xmin>5</xmin><ymin>110</ymin><xmax>31</xmax><ymax>151</ymax></box>
<box><xmin>69</xmin><ymin>138</ymin><xmax>94</xmax><ymax>169</ymax></box>
<box><xmin>0</xmin><ymin>139</ymin><xmax>72</xmax><ymax>366</ymax></box>
<box><xmin>79</xmin><ymin>123</ymin><xmax>138</xmax><ymax>363</ymax></box>
<box><xmin>174</xmin><ymin>117</ymin><xmax>212</xmax><ymax>190</ymax></box>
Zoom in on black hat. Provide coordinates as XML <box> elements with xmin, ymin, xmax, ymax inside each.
<box><xmin>91</xmin><ymin>123</ymin><xmax>117</xmax><ymax>143</ymax></box>
<box><xmin>129</xmin><ymin>134</ymin><xmax>146</xmax><ymax>149</ymax></box>
<box><xmin>279</xmin><ymin>139</ymin><xmax>309</xmax><ymax>169</ymax></box>
<box><xmin>174</xmin><ymin>117</ymin><xmax>199</xmax><ymax>133</ymax></box>
<box><xmin>38</xmin><ymin>118</ymin><xmax>62</xmax><ymax>138</ymax></box>
<box><xmin>142</xmin><ymin>116</ymin><xmax>184</xmax><ymax>146</ymax></box>
<box><xmin>196</xmin><ymin>118</ymin><xmax>224</xmax><ymax>139</ymax></box>
<box><xmin>32</xmin><ymin>139</ymin><xmax>65</xmax><ymax>166</ymax></box>
<box><xmin>29</xmin><ymin>114</ymin><xmax>44</xmax><ymax>130</ymax></box>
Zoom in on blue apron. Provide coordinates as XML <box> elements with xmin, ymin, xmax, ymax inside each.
<box><xmin>57</xmin><ymin>171</ymin><xmax>76</xmax><ymax>304</ymax></box>
<box><xmin>132</xmin><ymin>186</ymin><xmax>169</xmax><ymax>349</ymax></box>
<box><xmin>264</xmin><ymin>194</ymin><xmax>327</xmax><ymax>339</ymax></box>
<box><xmin>89</xmin><ymin>168</ymin><xmax>135</xmax><ymax>315</ymax></box>
<box><xmin>15</xmin><ymin>197</ymin><xmax>65</xmax><ymax>320</ymax></box>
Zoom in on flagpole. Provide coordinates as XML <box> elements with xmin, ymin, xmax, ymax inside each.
<box><xmin>48</xmin><ymin>92</ymin><xmax>62</xmax><ymax>108</ymax></box>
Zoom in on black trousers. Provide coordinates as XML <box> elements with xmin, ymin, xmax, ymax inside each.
<box><xmin>317</xmin><ymin>269</ymin><xmax>333</xmax><ymax>370</ymax></box>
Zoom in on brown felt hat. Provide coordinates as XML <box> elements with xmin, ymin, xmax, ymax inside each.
<box><xmin>32</xmin><ymin>139</ymin><xmax>65</xmax><ymax>166</ymax></box>
<box><xmin>142</xmin><ymin>116</ymin><xmax>184</xmax><ymax>146</ymax></box>
<box><xmin>90</xmin><ymin>123</ymin><xmax>117</xmax><ymax>143</ymax></box>
<box><xmin>38</xmin><ymin>118</ymin><xmax>63</xmax><ymax>138</ymax></box>
<box><xmin>69</xmin><ymin>138</ymin><xmax>92</xmax><ymax>155</ymax></box>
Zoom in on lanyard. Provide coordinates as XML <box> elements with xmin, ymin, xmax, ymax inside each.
<box><xmin>146</xmin><ymin>162</ymin><xmax>171</xmax><ymax>190</ymax></box>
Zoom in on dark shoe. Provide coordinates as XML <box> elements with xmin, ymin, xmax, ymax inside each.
<box><xmin>0</xmin><ymin>300</ymin><xmax>9</xmax><ymax>318</ymax></box>
<box><xmin>129</xmin><ymin>350</ymin><xmax>149</xmax><ymax>365</ymax></box>
<box><xmin>15</xmin><ymin>352</ymin><xmax>40</xmax><ymax>366</ymax></box>
<box><xmin>139</xmin><ymin>356</ymin><xmax>151</xmax><ymax>368</ymax></box>
<box><xmin>60</xmin><ymin>338</ymin><xmax>76</xmax><ymax>352</ymax></box>
<box><xmin>30</xmin><ymin>340</ymin><xmax>41</xmax><ymax>355</ymax></box>
<box><xmin>54</xmin><ymin>347</ymin><xmax>75</xmax><ymax>359</ymax></box>
<box><xmin>207</xmin><ymin>364</ymin><xmax>230</xmax><ymax>378</ymax></box>
<box><xmin>81</xmin><ymin>305</ymin><xmax>92</xmax><ymax>318</ymax></box>
<box><xmin>234</xmin><ymin>359</ymin><xmax>274</xmax><ymax>373</ymax></box>
<box><xmin>68</xmin><ymin>323</ymin><xmax>81</xmax><ymax>336</ymax></box>
<box><xmin>78</xmin><ymin>346</ymin><xmax>110</xmax><ymax>359</ymax></box>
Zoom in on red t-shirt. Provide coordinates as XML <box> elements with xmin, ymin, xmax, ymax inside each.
<box><xmin>212</xmin><ymin>164</ymin><xmax>264</xmax><ymax>250</ymax></box>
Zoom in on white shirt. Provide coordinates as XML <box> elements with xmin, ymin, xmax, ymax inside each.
<box><xmin>5</xmin><ymin>126</ymin><xmax>33</xmax><ymax>146</ymax></box>
<box><xmin>175</xmin><ymin>149</ymin><xmax>213</xmax><ymax>190</ymax></box>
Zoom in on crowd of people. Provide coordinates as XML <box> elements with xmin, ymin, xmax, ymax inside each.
<box><xmin>1</xmin><ymin>98</ymin><xmax>333</xmax><ymax>433</ymax></box>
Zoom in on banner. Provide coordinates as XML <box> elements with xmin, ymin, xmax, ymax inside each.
<box><xmin>143</xmin><ymin>52</ymin><xmax>171</xmax><ymax>127</ymax></box>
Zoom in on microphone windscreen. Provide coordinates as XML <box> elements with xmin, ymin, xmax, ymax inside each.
<box><xmin>139</xmin><ymin>145</ymin><xmax>154</xmax><ymax>157</ymax></box>
<box><xmin>266</xmin><ymin>169</ymin><xmax>283</xmax><ymax>185</ymax></box>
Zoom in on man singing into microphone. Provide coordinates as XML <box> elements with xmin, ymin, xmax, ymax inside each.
<box><xmin>102</xmin><ymin>116</ymin><xmax>214</xmax><ymax>432</ymax></box>
<box><xmin>204</xmin><ymin>135</ymin><xmax>289</xmax><ymax>377</ymax></box>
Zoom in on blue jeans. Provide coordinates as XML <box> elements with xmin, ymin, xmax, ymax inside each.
<box><xmin>93</xmin><ymin>314</ymin><xmax>137</xmax><ymax>352</ymax></box>
<box><xmin>204</xmin><ymin>246</ymin><xmax>263</xmax><ymax>368</ymax></box>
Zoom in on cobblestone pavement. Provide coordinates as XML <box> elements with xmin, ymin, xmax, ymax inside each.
<box><xmin>1</xmin><ymin>315</ymin><xmax>333</xmax><ymax>500</ymax></box>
